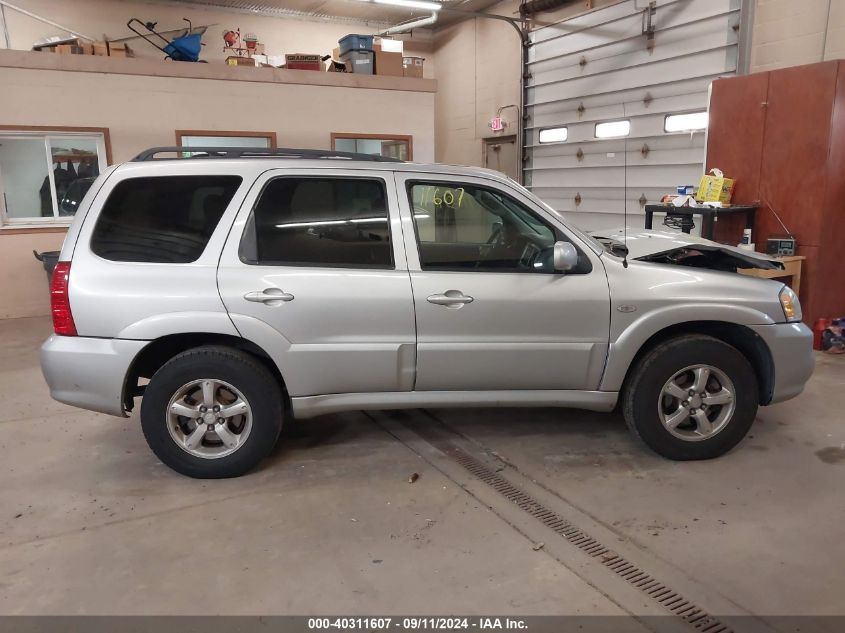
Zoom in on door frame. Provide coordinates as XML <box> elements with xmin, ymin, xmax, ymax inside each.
<box><xmin>482</xmin><ymin>134</ymin><xmax>518</xmax><ymax>180</ymax></box>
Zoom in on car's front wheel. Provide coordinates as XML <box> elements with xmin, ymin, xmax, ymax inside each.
<box><xmin>622</xmin><ymin>334</ymin><xmax>758</xmax><ymax>460</ymax></box>
<box><xmin>140</xmin><ymin>346</ymin><xmax>283</xmax><ymax>478</ymax></box>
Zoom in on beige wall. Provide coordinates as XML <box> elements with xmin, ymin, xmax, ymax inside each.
<box><xmin>431</xmin><ymin>0</ymin><xmax>619</xmax><ymax>168</ymax></box>
<box><xmin>432</xmin><ymin>0</ymin><xmax>521</xmax><ymax>168</ymax></box>
<box><xmin>0</xmin><ymin>230</ymin><xmax>65</xmax><ymax>320</ymax></box>
<box><xmin>0</xmin><ymin>55</ymin><xmax>435</xmax><ymax>319</ymax></box>
<box><xmin>751</xmin><ymin>0</ymin><xmax>845</xmax><ymax>72</ymax></box>
<box><xmin>0</xmin><ymin>0</ymin><xmax>433</xmax><ymax>74</ymax></box>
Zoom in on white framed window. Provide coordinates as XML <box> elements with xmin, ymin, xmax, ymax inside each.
<box><xmin>595</xmin><ymin>120</ymin><xmax>631</xmax><ymax>139</ymax></box>
<box><xmin>176</xmin><ymin>130</ymin><xmax>276</xmax><ymax>149</ymax></box>
<box><xmin>0</xmin><ymin>129</ymin><xmax>108</xmax><ymax>225</ymax></box>
<box><xmin>539</xmin><ymin>127</ymin><xmax>568</xmax><ymax>144</ymax></box>
<box><xmin>664</xmin><ymin>111</ymin><xmax>708</xmax><ymax>133</ymax></box>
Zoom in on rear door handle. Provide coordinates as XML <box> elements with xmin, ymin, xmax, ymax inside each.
<box><xmin>244</xmin><ymin>288</ymin><xmax>295</xmax><ymax>305</ymax></box>
<box><xmin>427</xmin><ymin>290</ymin><xmax>474</xmax><ymax>308</ymax></box>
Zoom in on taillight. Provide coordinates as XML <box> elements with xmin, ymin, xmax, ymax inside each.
<box><xmin>50</xmin><ymin>261</ymin><xmax>77</xmax><ymax>336</ymax></box>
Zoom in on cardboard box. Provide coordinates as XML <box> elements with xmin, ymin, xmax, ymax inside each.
<box><xmin>326</xmin><ymin>48</ymin><xmax>350</xmax><ymax>72</ymax></box>
<box><xmin>402</xmin><ymin>56</ymin><xmax>424</xmax><ymax>78</ymax></box>
<box><xmin>695</xmin><ymin>170</ymin><xmax>735</xmax><ymax>204</ymax></box>
<box><xmin>376</xmin><ymin>38</ymin><xmax>403</xmax><ymax>54</ymax></box>
<box><xmin>285</xmin><ymin>53</ymin><xmax>323</xmax><ymax>71</ymax></box>
<box><xmin>373</xmin><ymin>44</ymin><xmax>403</xmax><ymax>77</ymax></box>
<box><xmin>107</xmin><ymin>42</ymin><xmax>130</xmax><ymax>58</ymax></box>
<box><xmin>56</xmin><ymin>44</ymin><xmax>86</xmax><ymax>55</ymax></box>
<box><xmin>93</xmin><ymin>41</ymin><xmax>109</xmax><ymax>56</ymax></box>
<box><xmin>226</xmin><ymin>56</ymin><xmax>256</xmax><ymax>67</ymax></box>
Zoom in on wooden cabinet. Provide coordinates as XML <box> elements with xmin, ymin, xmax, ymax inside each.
<box><xmin>706</xmin><ymin>61</ymin><xmax>845</xmax><ymax>325</ymax></box>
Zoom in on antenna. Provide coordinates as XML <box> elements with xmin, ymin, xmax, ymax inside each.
<box><xmin>622</xmin><ymin>103</ymin><xmax>629</xmax><ymax>268</ymax></box>
<box><xmin>761</xmin><ymin>197</ymin><xmax>794</xmax><ymax>238</ymax></box>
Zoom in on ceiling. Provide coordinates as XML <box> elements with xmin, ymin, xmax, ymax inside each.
<box><xmin>160</xmin><ymin>0</ymin><xmax>506</xmax><ymax>29</ymax></box>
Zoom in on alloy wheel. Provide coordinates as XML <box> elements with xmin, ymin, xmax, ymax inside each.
<box><xmin>657</xmin><ymin>364</ymin><xmax>736</xmax><ymax>441</ymax></box>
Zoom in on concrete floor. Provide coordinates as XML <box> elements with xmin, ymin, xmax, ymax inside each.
<box><xmin>1</xmin><ymin>316</ymin><xmax>843</xmax><ymax>621</ymax></box>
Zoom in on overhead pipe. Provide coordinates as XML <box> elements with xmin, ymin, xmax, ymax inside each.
<box><xmin>0</xmin><ymin>0</ymin><xmax>95</xmax><ymax>41</ymax></box>
<box><xmin>376</xmin><ymin>3</ymin><xmax>531</xmax><ymax>182</ymax></box>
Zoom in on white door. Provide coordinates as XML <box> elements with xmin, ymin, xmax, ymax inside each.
<box><xmin>394</xmin><ymin>172</ymin><xmax>610</xmax><ymax>392</ymax></box>
<box><xmin>217</xmin><ymin>168</ymin><xmax>416</xmax><ymax>397</ymax></box>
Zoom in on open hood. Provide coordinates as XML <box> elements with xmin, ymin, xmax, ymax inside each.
<box><xmin>589</xmin><ymin>228</ymin><xmax>784</xmax><ymax>272</ymax></box>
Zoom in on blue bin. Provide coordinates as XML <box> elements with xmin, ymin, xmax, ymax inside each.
<box><xmin>339</xmin><ymin>34</ymin><xmax>374</xmax><ymax>56</ymax></box>
<box><xmin>340</xmin><ymin>50</ymin><xmax>374</xmax><ymax>75</ymax></box>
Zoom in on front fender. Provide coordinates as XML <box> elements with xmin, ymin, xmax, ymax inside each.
<box><xmin>599</xmin><ymin>303</ymin><xmax>776</xmax><ymax>392</ymax></box>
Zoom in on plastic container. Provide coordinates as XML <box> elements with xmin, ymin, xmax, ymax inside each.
<box><xmin>339</xmin><ymin>34</ymin><xmax>374</xmax><ymax>56</ymax></box>
<box><xmin>33</xmin><ymin>250</ymin><xmax>60</xmax><ymax>283</ymax></box>
<box><xmin>340</xmin><ymin>50</ymin><xmax>374</xmax><ymax>75</ymax></box>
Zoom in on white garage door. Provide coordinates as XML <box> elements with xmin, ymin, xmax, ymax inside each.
<box><xmin>524</xmin><ymin>0</ymin><xmax>747</xmax><ymax>233</ymax></box>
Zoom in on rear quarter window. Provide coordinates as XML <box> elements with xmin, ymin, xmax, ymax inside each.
<box><xmin>90</xmin><ymin>175</ymin><xmax>242</xmax><ymax>263</ymax></box>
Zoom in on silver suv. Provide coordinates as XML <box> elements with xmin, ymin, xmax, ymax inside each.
<box><xmin>40</xmin><ymin>147</ymin><xmax>814</xmax><ymax>478</ymax></box>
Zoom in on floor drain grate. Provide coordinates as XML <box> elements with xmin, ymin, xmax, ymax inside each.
<box><xmin>438</xmin><ymin>442</ymin><xmax>733</xmax><ymax>633</ymax></box>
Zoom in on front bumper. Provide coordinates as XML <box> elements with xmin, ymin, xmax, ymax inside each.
<box><xmin>40</xmin><ymin>335</ymin><xmax>149</xmax><ymax>417</ymax></box>
<box><xmin>750</xmin><ymin>322</ymin><xmax>815</xmax><ymax>404</ymax></box>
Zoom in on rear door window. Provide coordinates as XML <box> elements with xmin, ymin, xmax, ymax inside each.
<box><xmin>90</xmin><ymin>175</ymin><xmax>242</xmax><ymax>263</ymax></box>
<box><xmin>239</xmin><ymin>177</ymin><xmax>393</xmax><ymax>269</ymax></box>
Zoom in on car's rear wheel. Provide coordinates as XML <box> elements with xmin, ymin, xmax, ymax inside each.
<box><xmin>623</xmin><ymin>334</ymin><xmax>758</xmax><ymax>460</ymax></box>
<box><xmin>141</xmin><ymin>346</ymin><xmax>283</xmax><ymax>478</ymax></box>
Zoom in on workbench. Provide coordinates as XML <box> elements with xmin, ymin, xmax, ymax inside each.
<box><xmin>644</xmin><ymin>205</ymin><xmax>757</xmax><ymax>241</ymax></box>
<box><xmin>737</xmin><ymin>255</ymin><xmax>805</xmax><ymax>294</ymax></box>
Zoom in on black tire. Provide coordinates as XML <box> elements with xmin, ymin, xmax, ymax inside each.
<box><xmin>622</xmin><ymin>334</ymin><xmax>758</xmax><ymax>460</ymax></box>
<box><xmin>141</xmin><ymin>346</ymin><xmax>283</xmax><ymax>478</ymax></box>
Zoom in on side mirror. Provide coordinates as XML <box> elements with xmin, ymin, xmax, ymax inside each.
<box><xmin>553</xmin><ymin>241</ymin><xmax>579</xmax><ymax>272</ymax></box>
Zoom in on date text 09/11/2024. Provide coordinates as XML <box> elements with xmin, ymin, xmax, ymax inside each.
<box><xmin>307</xmin><ymin>617</ymin><xmax>528</xmax><ymax>630</ymax></box>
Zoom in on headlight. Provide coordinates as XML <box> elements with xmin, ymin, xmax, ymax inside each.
<box><xmin>779</xmin><ymin>286</ymin><xmax>802</xmax><ymax>322</ymax></box>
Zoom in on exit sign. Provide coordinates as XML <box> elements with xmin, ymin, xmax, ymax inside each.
<box><xmin>489</xmin><ymin>116</ymin><xmax>505</xmax><ymax>132</ymax></box>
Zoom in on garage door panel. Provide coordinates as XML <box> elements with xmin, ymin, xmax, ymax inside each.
<box><xmin>527</xmin><ymin>75</ymin><xmax>717</xmax><ymax>123</ymax></box>
<box><xmin>528</xmin><ymin>48</ymin><xmax>736</xmax><ymax>106</ymax></box>
<box><xmin>529</xmin><ymin>163</ymin><xmax>700</xmax><ymax>190</ymax></box>
<box><xmin>529</xmin><ymin>21</ymin><xmax>736</xmax><ymax>88</ymax></box>
<box><xmin>529</xmin><ymin>133</ymin><xmax>706</xmax><ymax>156</ymax></box>
<box><xmin>526</xmin><ymin>146</ymin><xmax>704</xmax><ymax>170</ymax></box>
<box><xmin>530</xmin><ymin>0</ymin><xmax>735</xmax><ymax>46</ymax></box>
<box><xmin>528</xmin><ymin>93</ymin><xmax>707</xmax><ymax>130</ymax></box>
<box><xmin>530</xmin><ymin>9</ymin><xmax>737</xmax><ymax>69</ymax></box>
<box><xmin>550</xmin><ymin>113</ymin><xmax>707</xmax><ymax>144</ymax></box>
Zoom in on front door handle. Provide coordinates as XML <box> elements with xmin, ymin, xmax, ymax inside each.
<box><xmin>427</xmin><ymin>290</ymin><xmax>474</xmax><ymax>308</ymax></box>
<box><xmin>244</xmin><ymin>288</ymin><xmax>295</xmax><ymax>305</ymax></box>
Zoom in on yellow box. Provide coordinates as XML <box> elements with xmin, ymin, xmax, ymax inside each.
<box><xmin>696</xmin><ymin>172</ymin><xmax>735</xmax><ymax>204</ymax></box>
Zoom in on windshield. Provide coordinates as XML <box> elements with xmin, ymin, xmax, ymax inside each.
<box><xmin>505</xmin><ymin>177</ymin><xmax>608</xmax><ymax>254</ymax></box>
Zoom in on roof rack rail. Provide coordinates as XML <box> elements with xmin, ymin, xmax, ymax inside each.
<box><xmin>131</xmin><ymin>146</ymin><xmax>403</xmax><ymax>163</ymax></box>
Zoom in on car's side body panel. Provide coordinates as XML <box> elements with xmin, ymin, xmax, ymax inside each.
<box><xmin>599</xmin><ymin>255</ymin><xmax>798</xmax><ymax>392</ymax></box>
<box><xmin>392</xmin><ymin>170</ymin><xmax>612</xmax><ymax>392</ymax></box>
<box><xmin>40</xmin><ymin>334</ymin><xmax>147</xmax><ymax>416</ymax></box>
<box><xmin>66</xmin><ymin>162</ymin><xmax>263</xmax><ymax>339</ymax></box>
<box><xmin>749</xmin><ymin>323</ymin><xmax>815</xmax><ymax>403</ymax></box>
<box><xmin>291</xmin><ymin>389</ymin><xmax>618</xmax><ymax>418</ymax></box>
<box><xmin>216</xmin><ymin>168</ymin><xmax>417</xmax><ymax>397</ymax></box>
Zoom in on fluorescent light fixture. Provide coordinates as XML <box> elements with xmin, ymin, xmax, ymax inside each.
<box><xmin>372</xmin><ymin>0</ymin><xmax>442</xmax><ymax>10</ymax></box>
<box><xmin>664</xmin><ymin>111</ymin><xmax>708</xmax><ymax>132</ymax></box>
<box><xmin>539</xmin><ymin>127</ymin><xmax>568</xmax><ymax>143</ymax></box>
<box><xmin>595</xmin><ymin>120</ymin><xmax>630</xmax><ymax>138</ymax></box>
